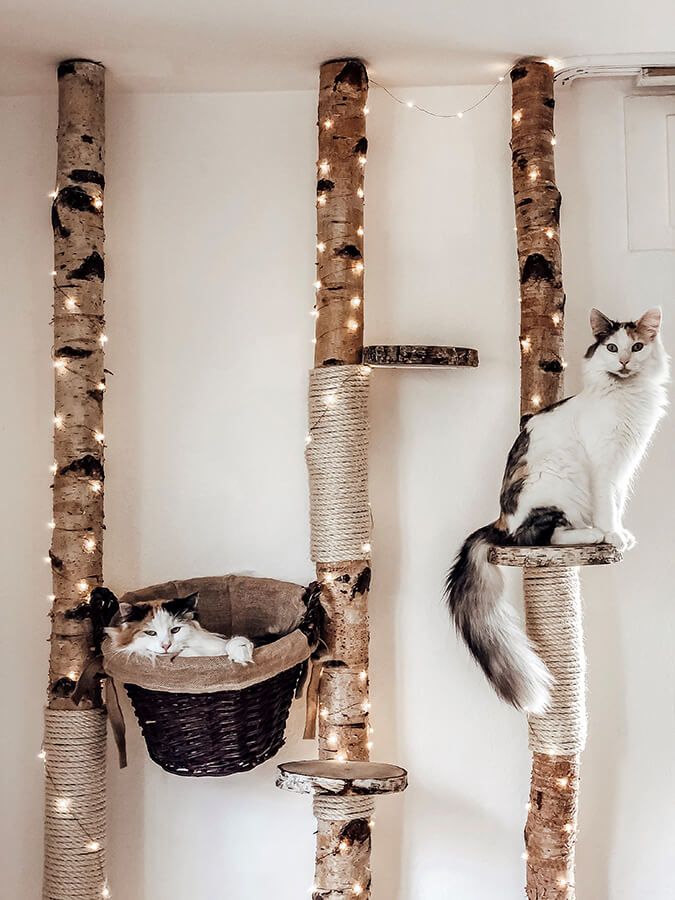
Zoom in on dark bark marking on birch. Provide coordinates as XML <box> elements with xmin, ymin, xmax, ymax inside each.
<box><xmin>317</xmin><ymin>178</ymin><xmax>335</xmax><ymax>193</ymax></box>
<box><xmin>70</xmin><ymin>169</ymin><xmax>105</xmax><ymax>187</ymax></box>
<box><xmin>68</xmin><ymin>250</ymin><xmax>105</xmax><ymax>281</ymax></box>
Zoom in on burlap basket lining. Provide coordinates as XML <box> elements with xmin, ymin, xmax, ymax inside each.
<box><xmin>102</xmin><ymin>575</ymin><xmax>313</xmax><ymax>694</ymax></box>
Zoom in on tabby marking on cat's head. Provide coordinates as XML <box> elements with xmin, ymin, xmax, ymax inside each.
<box><xmin>584</xmin><ymin>307</ymin><xmax>664</xmax><ymax>381</ymax></box>
<box><xmin>105</xmin><ymin>593</ymin><xmax>199</xmax><ymax>656</ymax></box>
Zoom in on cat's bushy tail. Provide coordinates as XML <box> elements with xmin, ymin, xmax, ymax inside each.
<box><xmin>445</xmin><ymin>523</ymin><xmax>552</xmax><ymax>713</ymax></box>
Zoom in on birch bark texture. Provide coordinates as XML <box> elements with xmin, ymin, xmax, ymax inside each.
<box><xmin>510</xmin><ymin>58</ymin><xmax>581</xmax><ymax>900</ymax></box>
<box><xmin>511</xmin><ymin>59</ymin><xmax>565</xmax><ymax>420</ymax></box>
<box><xmin>309</xmin><ymin>58</ymin><xmax>373</xmax><ymax>900</ymax></box>
<box><xmin>43</xmin><ymin>59</ymin><xmax>108</xmax><ymax>900</ymax></box>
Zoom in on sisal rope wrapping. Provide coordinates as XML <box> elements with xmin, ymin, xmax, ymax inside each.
<box><xmin>524</xmin><ymin>567</ymin><xmax>587</xmax><ymax>755</ymax></box>
<box><xmin>307</xmin><ymin>366</ymin><xmax>370</xmax><ymax>563</ymax></box>
<box><xmin>43</xmin><ymin>708</ymin><xmax>107</xmax><ymax>900</ymax></box>
<box><xmin>313</xmin><ymin>794</ymin><xmax>375</xmax><ymax>821</ymax></box>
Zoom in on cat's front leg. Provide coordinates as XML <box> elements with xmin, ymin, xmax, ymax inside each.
<box><xmin>226</xmin><ymin>635</ymin><xmax>254</xmax><ymax>665</ymax></box>
<box><xmin>593</xmin><ymin>475</ymin><xmax>633</xmax><ymax>550</ymax></box>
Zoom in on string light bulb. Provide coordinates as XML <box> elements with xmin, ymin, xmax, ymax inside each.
<box><xmin>406</xmin><ymin>100</ymin><xmax>414</xmax><ymax>108</ymax></box>
<box><xmin>323</xmin><ymin>393</ymin><xmax>336</xmax><ymax>407</ymax></box>
<box><xmin>528</xmin><ymin>167</ymin><xmax>540</xmax><ymax>182</ymax></box>
<box><xmin>101</xmin><ymin>885</ymin><xmax>111</xmax><ymax>899</ymax></box>
<box><xmin>305</xmin><ymin>434</ymin><xmax>312</xmax><ymax>446</ymax></box>
<box><xmin>353</xmin><ymin>261</ymin><xmax>364</xmax><ymax>273</ymax></box>
<box><xmin>356</xmin><ymin>225</ymin><xmax>364</xmax><ymax>237</ymax></box>
<box><xmin>363</xmin><ymin>106</ymin><xmax>369</xmax><ymax>115</ymax></box>
<box><xmin>53</xmin><ymin>359</ymin><xmax>66</xmax><ymax>373</ymax></box>
<box><xmin>49</xmin><ymin>190</ymin><xmax>58</xmax><ymax>199</ymax></box>
<box><xmin>552</xmin><ymin>312</ymin><xmax>561</xmax><ymax>325</ymax></box>
<box><xmin>362</xmin><ymin>542</ymin><xmax>371</xmax><ymax>553</ymax></box>
<box><xmin>87</xmin><ymin>841</ymin><xmax>101</xmax><ymax>852</ymax></box>
<box><xmin>336</xmin><ymin>751</ymin><xmax>347</xmax><ymax>762</ymax></box>
<box><xmin>351</xmin><ymin>296</ymin><xmax>361</xmax><ymax>307</ymax></box>
<box><xmin>53</xmin><ymin>414</ymin><xmax>64</xmax><ymax>429</ymax></box>
<box><xmin>77</xmin><ymin>580</ymin><xmax>89</xmax><ymax>593</ymax></box>
<box><xmin>317</xmin><ymin>241</ymin><xmax>326</xmax><ymax>253</ymax></box>
<box><xmin>545</xmin><ymin>228</ymin><xmax>555</xmax><ymax>239</ymax></box>
<box><xmin>513</xmin><ymin>110</ymin><xmax>523</xmax><ymax>124</ymax></box>
<box><xmin>55</xmin><ymin>798</ymin><xmax>71</xmax><ymax>813</ymax></box>
<box><xmin>457</xmin><ymin>111</ymin><xmax>464</xmax><ymax>119</ymax></box>
<box><xmin>48</xmin><ymin>520</ymin><xmax>56</xmax><ymax>530</ymax></box>
<box><xmin>327</xmin><ymin>733</ymin><xmax>338</xmax><ymax>748</ymax></box>
<box><xmin>358</xmin><ymin>155</ymin><xmax>367</xmax><ymax>166</ymax></box>
<box><xmin>313</xmin><ymin>280</ymin><xmax>322</xmax><ymax>290</ymax></box>
<box><xmin>64</xmin><ymin>297</ymin><xmax>78</xmax><ymax>311</ymax></box>
<box><xmin>319</xmin><ymin>161</ymin><xmax>330</xmax><ymax>175</ymax></box>
<box><xmin>99</xmin><ymin>333</ymin><xmax>108</xmax><ymax>346</ymax></box>
<box><xmin>318</xmin><ymin>193</ymin><xmax>327</xmax><ymax>207</ymax></box>
<box><xmin>83</xmin><ymin>537</ymin><xmax>97</xmax><ymax>553</ymax></box>
<box><xmin>551</xmin><ymin>136</ymin><xmax>557</xmax><ymax>146</ymax></box>
<box><xmin>557</xmin><ymin>776</ymin><xmax>569</xmax><ymax>788</ymax></box>
<box><xmin>49</xmin><ymin>462</ymin><xmax>58</xmax><ymax>474</ymax></box>
<box><xmin>38</xmin><ymin>749</ymin><xmax>47</xmax><ymax>762</ymax></box>
<box><xmin>359</xmin><ymin>670</ymin><xmax>367</xmax><ymax>681</ymax></box>
<box><xmin>356</xmin><ymin>187</ymin><xmax>364</xmax><ymax>199</ymax></box>
<box><xmin>347</xmin><ymin>319</ymin><xmax>358</xmax><ymax>331</ymax></box>
<box><xmin>89</xmin><ymin>480</ymin><xmax>102</xmax><ymax>494</ymax></box>
<box><xmin>531</xmin><ymin>394</ymin><xmax>542</xmax><ymax>408</ymax></box>
<box><xmin>94</xmin><ymin>431</ymin><xmax>105</xmax><ymax>444</ymax></box>
<box><xmin>521</xmin><ymin>337</ymin><xmax>531</xmax><ymax>353</ymax></box>
<box><xmin>563</xmin><ymin>823</ymin><xmax>574</xmax><ymax>833</ymax></box>
<box><xmin>352</xmin><ymin>883</ymin><xmax>363</xmax><ymax>895</ymax></box>
<box><xmin>323</xmin><ymin>119</ymin><xmax>334</xmax><ymax>130</ymax></box>
<box><xmin>92</xmin><ymin>197</ymin><xmax>103</xmax><ymax>210</ymax></box>
<box><xmin>97</xmin><ymin>381</ymin><xmax>106</xmax><ymax>392</ymax></box>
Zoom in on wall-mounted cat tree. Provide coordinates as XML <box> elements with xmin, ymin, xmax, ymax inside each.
<box><xmin>500</xmin><ymin>58</ymin><xmax>623</xmax><ymax>899</ymax></box>
<box><xmin>44</xmin><ymin>59</ymin><xmax>108</xmax><ymax>899</ymax></box>
<box><xmin>276</xmin><ymin>58</ymin><xmax>478</xmax><ymax>899</ymax></box>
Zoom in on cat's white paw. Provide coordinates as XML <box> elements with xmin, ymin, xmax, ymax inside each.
<box><xmin>604</xmin><ymin>530</ymin><xmax>635</xmax><ymax>552</ymax></box>
<box><xmin>226</xmin><ymin>636</ymin><xmax>254</xmax><ymax>665</ymax></box>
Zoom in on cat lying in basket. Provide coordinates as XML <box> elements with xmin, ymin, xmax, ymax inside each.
<box><xmin>103</xmin><ymin>591</ymin><xmax>254</xmax><ymax>663</ymax></box>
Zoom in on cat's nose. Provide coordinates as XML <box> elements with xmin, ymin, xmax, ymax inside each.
<box><xmin>161</xmin><ymin>641</ymin><xmax>171</xmax><ymax>651</ymax></box>
<box><xmin>619</xmin><ymin>354</ymin><xmax>631</xmax><ymax>366</ymax></box>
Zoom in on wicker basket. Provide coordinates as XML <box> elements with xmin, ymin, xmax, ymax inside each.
<box><xmin>103</xmin><ymin>575</ymin><xmax>321</xmax><ymax>777</ymax></box>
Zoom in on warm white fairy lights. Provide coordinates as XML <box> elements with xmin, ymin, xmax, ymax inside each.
<box><xmin>351</xmin><ymin>296</ymin><xmax>362</xmax><ymax>308</ymax></box>
<box><xmin>323</xmin><ymin>118</ymin><xmax>334</xmax><ymax>130</ymax></box>
<box><xmin>89</xmin><ymin>479</ymin><xmax>102</xmax><ymax>494</ymax></box>
<box><xmin>77</xmin><ymin>580</ymin><xmax>89</xmax><ymax>594</ymax></box>
<box><xmin>83</xmin><ymin>537</ymin><xmax>97</xmax><ymax>553</ymax></box>
<box><xmin>64</xmin><ymin>296</ymin><xmax>78</xmax><ymax>311</ymax></box>
<box><xmin>55</xmin><ymin>797</ymin><xmax>72</xmax><ymax>814</ymax></box>
<box><xmin>521</xmin><ymin>337</ymin><xmax>531</xmax><ymax>353</ymax></box>
<box><xmin>50</xmin><ymin>462</ymin><xmax>58</xmax><ymax>475</ymax></box>
<box><xmin>356</xmin><ymin>225</ymin><xmax>364</xmax><ymax>237</ymax></box>
<box><xmin>53</xmin><ymin>358</ymin><xmax>67</xmax><ymax>373</ymax></box>
<box><xmin>513</xmin><ymin>110</ymin><xmax>523</xmax><ymax>124</ymax></box>
<box><xmin>319</xmin><ymin>161</ymin><xmax>330</xmax><ymax>175</ymax></box>
<box><xmin>98</xmin><ymin>334</ymin><xmax>108</xmax><ymax>346</ymax></box>
<box><xmin>528</xmin><ymin>167</ymin><xmax>540</xmax><ymax>183</ymax></box>
<box><xmin>94</xmin><ymin>431</ymin><xmax>105</xmax><ymax>444</ymax></box>
<box><xmin>317</xmin><ymin>241</ymin><xmax>326</xmax><ymax>253</ymax></box>
<box><xmin>318</xmin><ymin>193</ymin><xmax>327</xmax><ymax>207</ymax></box>
<box><xmin>347</xmin><ymin>319</ymin><xmax>358</xmax><ymax>332</ymax></box>
<box><xmin>356</xmin><ymin>186</ymin><xmax>364</xmax><ymax>199</ymax></box>
<box><xmin>352</xmin><ymin>883</ymin><xmax>363</xmax><ymax>896</ymax></box>
<box><xmin>353</xmin><ymin>261</ymin><xmax>364</xmax><ymax>273</ymax></box>
<box><xmin>92</xmin><ymin>197</ymin><xmax>103</xmax><ymax>211</ymax></box>
<box><xmin>545</xmin><ymin>228</ymin><xmax>555</xmax><ymax>240</ymax></box>
<box><xmin>531</xmin><ymin>394</ymin><xmax>542</xmax><ymax>408</ymax></box>
<box><xmin>54</xmin><ymin>414</ymin><xmax>64</xmax><ymax>429</ymax></box>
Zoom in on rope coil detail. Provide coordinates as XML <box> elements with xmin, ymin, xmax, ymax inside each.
<box><xmin>525</xmin><ymin>567</ymin><xmax>587</xmax><ymax>755</ymax></box>
<box><xmin>43</xmin><ymin>708</ymin><xmax>107</xmax><ymax>900</ymax></box>
<box><xmin>313</xmin><ymin>794</ymin><xmax>375</xmax><ymax>821</ymax></box>
<box><xmin>307</xmin><ymin>365</ymin><xmax>370</xmax><ymax>563</ymax></box>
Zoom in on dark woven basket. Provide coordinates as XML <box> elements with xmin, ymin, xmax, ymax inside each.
<box><xmin>125</xmin><ymin>665</ymin><xmax>304</xmax><ymax>777</ymax></box>
<box><xmin>104</xmin><ymin>575</ymin><xmax>322</xmax><ymax>778</ymax></box>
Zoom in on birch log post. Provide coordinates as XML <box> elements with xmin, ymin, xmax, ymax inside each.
<box><xmin>44</xmin><ymin>59</ymin><xmax>108</xmax><ymax>900</ymax></box>
<box><xmin>511</xmin><ymin>58</ymin><xmax>580</xmax><ymax>900</ymax></box>
<box><xmin>308</xmin><ymin>58</ymin><xmax>373</xmax><ymax>900</ymax></box>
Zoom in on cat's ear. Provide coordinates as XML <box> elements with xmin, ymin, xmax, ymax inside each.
<box><xmin>590</xmin><ymin>308</ymin><xmax>614</xmax><ymax>338</ymax></box>
<box><xmin>637</xmin><ymin>307</ymin><xmax>662</xmax><ymax>341</ymax></box>
<box><xmin>164</xmin><ymin>593</ymin><xmax>199</xmax><ymax>620</ymax></box>
<box><xmin>117</xmin><ymin>602</ymin><xmax>135</xmax><ymax>622</ymax></box>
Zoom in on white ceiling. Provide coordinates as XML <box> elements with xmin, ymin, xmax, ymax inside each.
<box><xmin>3</xmin><ymin>0</ymin><xmax>675</xmax><ymax>94</ymax></box>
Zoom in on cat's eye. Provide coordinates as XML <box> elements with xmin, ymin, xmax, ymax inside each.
<box><xmin>632</xmin><ymin>342</ymin><xmax>644</xmax><ymax>352</ymax></box>
<box><xmin>170</xmin><ymin>626</ymin><xmax>182</xmax><ymax>634</ymax></box>
<box><xmin>144</xmin><ymin>629</ymin><xmax>157</xmax><ymax>636</ymax></box>
<box><xmin>606</xmin><ymin>343</ymin><xmax>618</xmax><ymax>352</ymax></box>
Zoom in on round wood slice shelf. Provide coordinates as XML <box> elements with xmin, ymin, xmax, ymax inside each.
<box><xmin>276</xmin><ymin>760</ymin><xmax>408</xmax><ymax>796</ymax></box>
<box><xmin>363</xmin><ymin>345</ymin><xmax>479</xmax><ymax>369</ymax></box>
<box><xmin>488</xmin><ymin>544</ymin><xmax>623</xmax><ymax>568</ymax></box>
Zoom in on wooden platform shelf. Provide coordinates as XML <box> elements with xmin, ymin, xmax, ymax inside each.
<box><xmin>488</xmin><ymin>544</ymin><xmax>623</xmax><ymax>568</ymax></box>
<box><xmin>276</xmin><ymin>760</ymin><xmax>408</xmax><ymax>797</ymax></box>
<box><xmin>363</xmin><ymin>345</ymin><xmax>479</xmax><ymax>369</ymax></box>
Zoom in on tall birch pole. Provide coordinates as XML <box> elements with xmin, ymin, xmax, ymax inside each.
<box><xmin>43</xmin><ymin>59</ymin><xmax>108</xmax><ymax>900</ymax></box>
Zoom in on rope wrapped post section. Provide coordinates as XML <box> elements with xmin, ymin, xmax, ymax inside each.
<box><xmin>44</xmin><ymin>59</ymin><xmax>108</xmax><ymax>899</ymax></box>
<box><xmin>43</xmin><ymin>710</ymin><xmax>108</xmax><ymax>900</ymax></box>
<box><xmin>510</xmin><ymin>57</ymin><xmax>579</xmax><ymax>899</ymax></box>
<box><xmin>524</xmin><ymin>567</ymin><xmax>584</xmax><ymax>897</ymax></box>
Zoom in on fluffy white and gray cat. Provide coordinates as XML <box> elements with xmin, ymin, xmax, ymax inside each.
<box><xmin>446</xmin><ymin>307</ymin><xmax>668</xmax><ymax>713</ymax></box>
<box><xmin>104</xmin><ymin>593</ymin><xmax>254</xmax><ymax>663</ymax></box>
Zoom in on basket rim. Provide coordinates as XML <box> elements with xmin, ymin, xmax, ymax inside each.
<box><xmin>103</xmin><ymin>628</ymin><xmax>312</xmax><ymax>693</ymax></box>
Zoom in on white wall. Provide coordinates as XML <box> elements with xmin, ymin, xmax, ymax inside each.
<box><xmin>2</xmin><ymin>77</ymin><xmax>673</xmax><ymax>900</ymax></box>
